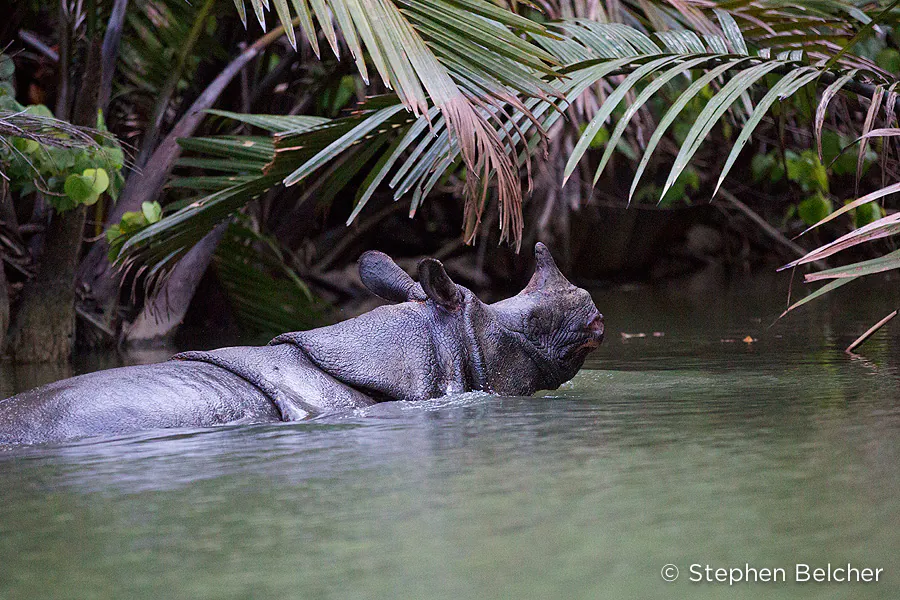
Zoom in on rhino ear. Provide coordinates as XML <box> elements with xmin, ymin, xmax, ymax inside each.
<box><xmin>525</xmin><ymin>242</ymin><xmax>570</xmax><ymax>292</ymax></box>
<box><xmin>417</xmin><ymin>258</ymin><xmax>462</xmax><ymax>310</ymax></box>
<box><xmin>359</xmin><ymin>251</ymin><xmax>425</xmax><ymax>303</ymax></box>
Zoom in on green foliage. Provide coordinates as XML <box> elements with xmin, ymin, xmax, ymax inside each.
<box><xmin>106</xmin><ymin>202</ymin><xmax>163</xmax><ymax>260</ymax></box>
<box><xmin>0</xmin><ymin>54</ymin><xmax>13</xmax><ymax>98</ymax></box>
<box><xmin>821</xmin><ymin>130</ymin><xmax>876</xmax><ymax>176</ymax></box>
<box><xmin>751</xmin><ymin>133</ymin><xmax>877</xmax><ymax>190</ymax></box>
<box><xmin>317</xmin><ymin>75</ymin><xmax>360</xmax><ymax>117</ymax></box>
<box><xmin>850</xmin><ymin>199</ymin><xmax>885</xmax><ymax>228</ymax></box>
<box><xmin>214</xmin><ymin>223</ymin><xmax>326</xmax><ymax>339</ymax></box>
<box><xmin>0</xmin><ymin>67</ymin><xmax>125</xmax><ymax>213</ymax></box>
<box><xmin>228</xmin><ymin>0</ymin><xmax>562</xmax><ymax>248</ymax></box>
<box><xmin>751</xmin><ymin>153</ymin><xmax>785</xmax><ymax>183</ymax></box>
<box><xmin>876</xmin><ymin>48</ymin><xmax>900</xmax><ymax>73</ymax></box>
<box><xmin>798</xmin><ymin>192</ymin><xmax>833</xmax><ymax>226</ymax></box>
<box><xmin>749</xmin><ymin>137</ymin><xmax>883</xmax><ymax>227</ymax></box>
<box><xmin>786</xmin><ymin>150</ymin><xmax>829</xmax><ymax>194</ymax></box>
<box><xmin>634</xmin><ymin>167</ymin><xmax>700</xmax><ymax>207</ymax></box>
<box><xmin>100</xmin><ymin>0</ymin><xmax>900</xmax><ymax>329</ymax></box>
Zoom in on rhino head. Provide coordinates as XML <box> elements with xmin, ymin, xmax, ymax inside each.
<box><xmin>284</xmin><ymin>243</ymin><xmax>604</xmax><ymax>402</ymax></box>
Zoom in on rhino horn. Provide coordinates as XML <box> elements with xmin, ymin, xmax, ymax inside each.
<box><xmin>525</xmin><ymin>242</ymin><xmax>570</xmax><ymax>292</ymax></box>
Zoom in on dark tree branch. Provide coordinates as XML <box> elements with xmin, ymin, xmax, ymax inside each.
<box><xmin>98</xmin><ymin>0</ymin><xmax>128</xmax><ymax>114</ymax></box>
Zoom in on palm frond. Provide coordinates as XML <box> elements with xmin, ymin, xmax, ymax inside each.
<box><xmin>214</xmin><ymin>222</ymin><xmax>326</xmax><ymax>338</ymax></box>
<box><xmin>780</xmin><ymin>277</ymin><xmax>856</xmax><ymax>317</ymax></box>
<box><xmin>228</xmin><ymin>0</ymin><xmax>562</xmax><ymax>248</ymax></box>
<box><xmin>115</xmin><ymin>0</ymin><xmax>227</xmax><ymax>145</ymax></box>
<box><xmin>114</xmin><ymin>105</ymin><xmax>401</xmax><ymax>276</ymax></box>
<box><xmin>0</xmin><ymin>110</ymin><xmax>107</xmax><ymax>151</ymax></box>
<box><xmin>804</xmin><ymin>248</ymin><xmax>900</xmax><ymax>282</ymax></box>
<box><xmin>560</xmin><ymin>12</ymin><xmax>898</xmax><ymax>206</ymax></box>
<box><xmin>119</xmin><ymin>6</ymin><xmax>900</xmax><ymax>293</ymax></box>
<box><xmin>781</xmin><ymin>210</ymin><xmax>900</xmax><ymax>270</ymax></box>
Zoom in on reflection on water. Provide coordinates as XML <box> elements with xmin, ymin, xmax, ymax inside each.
<box><xmin>1</xmin><ymin>271</ymin><xmax>898</xmax><ymax>599</ymax></box>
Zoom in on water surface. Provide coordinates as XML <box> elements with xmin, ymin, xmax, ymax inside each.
<box><xmin>1</xmin><ymin>271</ymin><xmax>898</xmax><ymax>599</ymax></box>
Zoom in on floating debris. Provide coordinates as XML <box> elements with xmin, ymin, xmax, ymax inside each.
<box><xmin>720</xmin><ymin>336</ymin><xmax>757</xmax><ymax>344</ymax></box>
<box><xmin>621</xmin><ymin>332</ymin><xmax>647</xmax><ymax>340</ymax></box>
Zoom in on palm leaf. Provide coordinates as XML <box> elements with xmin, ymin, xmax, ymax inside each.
<box><xmin>857</xmin><ymin>85</ymin><xmax>884</xmax><ymax>196</ymax></box>
<box><xmin>230</xmin><ymin>0</ymin><xmax>561</xmax><ymax>247</ymax></box>
<box><xmin>781</xmin><ymin>212</ymin><xmax>900</xmax><ymax>269</ymax></box>
<box><xmin>562</xmin><ymin>55</ymin><xmax>679</xmax><ymax>185</ymax></box>
<box><xmin>713</xmin><ymin>66</ymin><xmax>820</xmax><ymax>198</ymax></box>
<box><xmin>814</xmin><ymin>69</ymin><xmax>858</xmax><ymax>161</ymax></box>
<box><xmin>214</xmin><ymin>222</ymin><xmax>326</xmax><ymax>338</ymax></box>
<box><xmin>114</xmin><ymin>110</ymin><xmax>334</xmax><ymax>268</ymax></box>
<box><xmin>629</xmin><ymin>58</ymin><xmax>753</xmax><ymax>204</ymax></box>
<box><xmin>205</xmin><ymin>109</ymin><xmax>330</xmax><ymax>132</ymax></box>
<box><xmin>800</xmin><ymin>181</ymin><xmax>900</xmax><ymax>235</ymax></box>
<box><xmin>780</xmin><ymin>277</ymin><xmax>856</xmax><ymax>317</ymax></box>
<box><xmin>805</xmin><ymin>248</ymin><xmax>900</xmax><ymax>282</ymax></box>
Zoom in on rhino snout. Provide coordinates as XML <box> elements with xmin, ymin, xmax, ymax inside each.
<box><xmin>586</xmin><ymin>313</ymin><xmax>605</xmax><ymax>347</ymax></box>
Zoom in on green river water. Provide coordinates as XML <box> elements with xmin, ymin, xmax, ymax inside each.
<box><xmin>1</xmin><ymin>272</ymin><xmax>898</xmax><ymax>599</ymax></box>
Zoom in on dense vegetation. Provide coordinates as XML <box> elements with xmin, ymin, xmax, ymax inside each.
<box><xmin>1</xmin><ymin>0</ymin><xmax>899</xmax><ymax>362</ymax></box>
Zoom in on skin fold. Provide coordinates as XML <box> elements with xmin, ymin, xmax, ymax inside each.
<box><xmin>0</xmin><ymin>243</ymin><xmax>604</xmax><ymax>446</ymax></box>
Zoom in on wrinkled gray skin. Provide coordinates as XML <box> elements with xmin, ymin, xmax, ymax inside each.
<box><xmin>0</xmin><ymin>243</ymin><xmax>604</xmax><ymax>446</ymax></box>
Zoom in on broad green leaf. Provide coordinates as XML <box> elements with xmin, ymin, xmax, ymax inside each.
<box><xmin>142</xmin><ymin>201</ymin><xmax>163</xmax><ymax>224</ymax></box>
<box><xmin>64</xmin><ymin>174</ymin><xmax>96</xmax><ymax>205</ymax></box>
<box><xmin>798</xmin><ymin>193</ymin><xmax>833</xmax><ymax>226</ymax></box>
<box><xmin>84</xmin><ymin>168</ymin><xmax>110</xmax><ymax>194</ymax></box>
<box><xmin>855</xmin><ymin>200</ymin><xmax>884</xmax><ymax>227</ymax></box>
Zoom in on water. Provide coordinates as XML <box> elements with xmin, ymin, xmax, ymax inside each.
<box><xmin>1</xmin><ymin>270</ymin><xmax>899</xmax><ymax>599</ymax></box>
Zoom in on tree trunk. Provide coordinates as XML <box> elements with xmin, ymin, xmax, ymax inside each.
<box><xmin>0</xmin><ymin>261</ymin><xmax>9</xmax><ymax>356</ymax></box>
<box><xmin>9</xmin><ymin>27</ymin><xmax>101</xmax><ymax>363</ymax></box>
<box><xmin>9</xmin><ymin>207</ymin><xmax>86</xmax><ymax>362</ymax></box>
<box><xmin>123</xmin><ymin>224</ymin><xmax>227</xmax><ymax>345</ymax></box>
<box><xmin>0</xmin><ymin>178</ymin><xmax>14</xmax><ymax>353</ymax></box>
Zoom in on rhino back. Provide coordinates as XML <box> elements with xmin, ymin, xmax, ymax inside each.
<box><xmin>0</xmin><ymin>361</ymin><xmax>280</xmax><ymax>446</ymax></box>
<box><xmin>175</xmin><ymin>343</ymin><xmax>379</xmax><ymax>418</ymax></box>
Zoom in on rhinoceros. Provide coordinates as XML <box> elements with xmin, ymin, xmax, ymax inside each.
<box><xmin>0</xmin><ymin>243</ymin><xmax>604</xmax><ymax>446</ymax></box>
